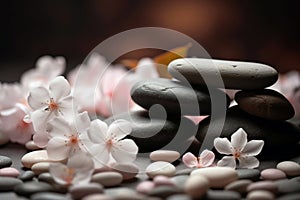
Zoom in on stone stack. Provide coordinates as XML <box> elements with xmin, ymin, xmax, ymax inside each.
<box><xmin>167</xmin><ymin>58</ymin><xmax>299</xmax><ymax>160</ymax></box>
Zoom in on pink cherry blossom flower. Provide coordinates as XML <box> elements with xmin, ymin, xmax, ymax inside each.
<box><xmin>49</xmin><ymin>152</ymin><xmax>94</xmax><ymax>186</ymax></box>
<box><xmin>27</xmin><ymin>76</ymin><xmax>75</xmax><ymax>133</ymax></box>
<box><xmin>46</xmin><ymin>111</ymin><xmax>92</xmax><ymax>161</ymax></box>
<box><xmin>85</xmin><ymin>119</ymin><xmax>138</xmax><ymax>168</ymax></box>
<box><xmin>182</xmin><ymin>150</ymin><xmax>215</xmax><ymax>168</ymax></box>
<box><xmin>21</xmin><ymin>56</ymin><xmax>65</xmax><ymax>90</ymax></box>
<box><xmin>214</xmin><ymin>128</ymin><xmax>264</xmax><ymax>169</ymax></box>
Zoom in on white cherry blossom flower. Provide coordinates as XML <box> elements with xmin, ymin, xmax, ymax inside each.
<box><xmin>182</xmin><ymin>150</ymin><xmax>215</xmax><ymax>168</ymax></box>
<box><xmin>27</xmin><ymin>76</ymin><xmax>75</xmax><ymax>133</ymax></box>
<box><xmin>214</xmin><ymin>128</ymin><xmax>264</xmax><ymax>169</ymax></box>
<box><xmin>46</xmin><ymin>111</ymin><xmax>91</xmax><ymax>161</ymax></box>
<box><xmin>49</xmin><ymin>152</ymin><xmax>94</xmax><ymax>186</ymax></box>
<box><xmin>85</xmin><ymin>119</ymin><xmax>138</xmax><ymax>168</ymax></box>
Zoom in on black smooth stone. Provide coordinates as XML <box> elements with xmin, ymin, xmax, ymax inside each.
<box><xmin>31</xmin><ymin>192</ymin><xmax>71</xmax><ymax>200</ymax></box>
<box><xmin>276</xmin><ymin>179</ymin><xmax>300</xmax><ymax>194</ymax></box>
<box><xmin>205</xmin><ymin>190</ymin><xmax>241</xmax><ymax>200</ymax></box>
<box><xmin>105</xmin><ymin>111</ymin><xmax>198</xmax><ymax>153</ymax></box>
<box><xmin>19</xmin><ymin>170</ymin><xmax>35</xmax><ymax>182</ymax></box>
<box><xmin>148</xmin><ymin>186</ymin><xmax>181</xmax><ymax>198</ymax></box>
<box><xmin>130</xmin><ymin>78</ymin><xmax>229</xmax><ymax>116</ymax></box>
<box><xmin>0</xmin><ymin>155</ymin><xmax>13</xmax><ymax>168</ymax></box>
<box><xmin>14</xmin><ymin>181</ymin><xmax>54</xmax><ymax>197</ymax></box>
<box><xmin>196</xmin><ymin>106</ymin><xmax>300</xmax><ymax>160</ymax></box>
<box><xmin>0</xmin><ymin>177</ymin><xmax>22</xmax><ymax>191</ymax></box>
<box><xmin>277</xmin><ymin>193</ymin><xmax>300</xmax><ymax>200</ymax></box>
<box><xmin>236</xmin><ymin>169</ymin><xmax>260</xmax><ymax>181</ymax></box>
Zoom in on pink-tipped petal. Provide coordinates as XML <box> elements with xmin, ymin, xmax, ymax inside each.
<box><xmin>217</xmin><ymin>156</ymin><xmax>236</xmax><ymax>168</ymax></box>
<box><xmin>182</xmin><ymin>152</ymin><xmax>198</xmax><ymax>168</ymax></box>
<box><xmin>214</xmin><ymin>137</ymin><xmax>233</xmax><ymax>155</ymax></box>
<box><xmin>199</xmin><ymin>149</ymin><xmax>215</xmax><ymax>167</ymax></box>
<box><xmin>231</xmin><ymin>128</ymin><xmax>248</xmax><ymax>151</ymax></box>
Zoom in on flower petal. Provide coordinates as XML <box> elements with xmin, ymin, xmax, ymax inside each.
<box><xmin>231</xmin><ymin>128</ymin><xmax>248</xmax><ymax>151</ymax></box>
<box><xmin>47</xmin><ymin>116</ymin><xmax>73</xmax><ymax>138</ymax></box>
<box><xmin>107</xmin><ymin>119</ymin><xmax>132</xmax><ymax>140</ymax></box>
<box><xmin>238</xmin><ymin>156</ymin><xmax>260</xmax><ymax>169</ymax></box>
<box><xmin>67</xmin><ymin>152</ymin><xmax>94</xmax><ymax>171</ymax></box>
<box><xmin>182</xmin><ymin>152</ymin><xmax>198</xmax><ymax>168</ymax></box>
<box><xmin>33</xmin><ymin>131</ymin><xmax>49</xmax><ymax>148</ymax></box>
<box><xmin>28</xmin><ymin>87</ymin><xmax>50</xmax><ymax>110</ymax></box>
<box><xmin>31</xmin><ymin>109</ymin><xmax>53</xmax><ymax>132</ymax></box>
<box><xmin>88</xmin><ymin>144</ymin><xmax>110</xmax><ymax>168</ymax></box>
<box><xmin>217</xmin><ymin>156</ymin><xmax>236</xmax><ymax>168</ymax></box>
<box><xmin>72</xmin><ymin>111</ymin><xmax>90</xmax><ymax>133</ymax></box>
<box><xmin>242</xmin><ymin>140</ymin><xmax>264</xmax><ymax>156</ymax></box>
<box><xmin>49</xmin><ymin>76</ymin><xmax>71</xmax><ymax>101</ymax></box>
<box><xmin>199</xmin><ymin>149</ymin><xmax>215</xmax><ymax>167</ymax></box>
<box><xmin>88</xmin><ymin>119</ymin><xmax>108</xmax><ymax>143</ymax></box>
<box><xmin>111</xmin><ymin>139</ymin><xmax>138</xmax><ymax>163</ymax></box>
<box><xmin>49</xmin><ymin>163</ymin><xmax>69</xmax><ymax>185</ymax></box>
<box><xmin>58</xmin><ymin>96</ymin><xmax>76</xmax><ymax>118</ymax></box>
<box><xmin>47</xmin><ymin>137</ymin><xmax>70</xmax><ymax>161</ymax></box>
<box><xmin>214</xmin><ymin>137</ymin><xmax>233</xmax><ymax>155</ymax></box>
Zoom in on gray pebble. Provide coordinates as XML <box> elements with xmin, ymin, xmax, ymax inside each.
<box><xmin>175</xmin><ymin>168</ymin><xmax>193</xmax><ymax>176</ymax></box>
<box><xmin>205</xmin><ymin>190</ymin><xmax>241</xmax><ymax>200</ymax></box>
<box><xmin>0</xmin><ymin>177</ymin><xmax>23</xmax><ymax>191</ymax></box>
<box><xmin>38</xmin><ymin>172</ymin><xmax>56</xmax><ymax>184</ymax></box>
<box><xmin>31</xmin><ymin>192</ymin><xmax>71</xmax><ymax>200</ymax></box>
<box><xmin>166</xmin><ymin>194</ymin><xmax>192</xmax><ymax>200</ymax></box>
<box><xmin>19</xmin><ymin>170</ymin><xmax>35</xmax><ymax>181</ymax></box>
<box><xmin>276</xmin><ymin>179</ymin><xmax>300</xmax><ymax>193</ymax></box>
<box><xmin>148</xmin><ymin>185</ymin><xmax>181</xmax><ymax>198</ymax></box>
<box><xmin>171</xmin><ymin>175</ymin><xmax>189</xmax><ymax>190</ymax></box>
<box><xmin>92</xmin><ymin>171</ymin><xmax>123</xmax><ymax>187</ymax></box>
<box><xmin>225</xmin><ymin>179</ymin><xmax>252</xmax><ymax>194</ymax></box>
<box><xmin>106</xmin><ymin>187</ymin><xmax>144</xmax><ymax>200</ymax></box>
<box><xmin>291</xmin><ymin>176</ymin><xmax>300</xmax><ymax>182</ymax></box>
<box><xmin>236</xmin><ymin>169</ymin><xmax>260</xmax><ymax>181</ymax></box>
<box><xmin>247</xmin><ymin>181</ymin><xmax>278</xmax><ymax>193</ymax></box>
<box><xmin>14</xmin><ymin>181</ymin><xmax>54</xmax><ymax>197</ymax></box>
<box><xmin>69</xmin><ymin>182</ymin><xmax>103</xmax><ymax>200</ymax></box>
<box><xmin>0</xmin><ymin>155</ymin><xmax>12</xmax><ymax>168</ymax></box>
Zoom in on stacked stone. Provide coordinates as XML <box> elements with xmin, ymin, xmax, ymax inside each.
<box><xmin>106</xmin><ymin>65</ymin><xmax>231</xmax><ymax>153</ymax></box>
<box><xmin>167</xmin><ymin>58</ymin><xmax>300</xmax><ymax>160</ymax></box>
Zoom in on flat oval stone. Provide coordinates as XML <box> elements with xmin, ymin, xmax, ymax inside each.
<box><xmin>0</xmin><ymin>155</ymin><xmax>12</xmax><ymax>168</ymax></box>
<box><xmin>171</xmin><ymin>175</ymin><xmax>189</xmax><ymax>190</ymax></box>
<box><xmin>19</xmin><ymin>170</ymin><xmax>35</xmax><ymax>182</ymax></box>
<box><xmin>277</xmin><ymin>193</ymin><xmax>300</xmax><ymax>200</ymax></box>
<box><xmin>275</xmin><ymin>179</ymin><xmax>300</xmax><ymax>193</ymax></box>
<box><xmin>110</xmin><ymin>162</ymin><xmax>139</xmax><ymax>180</ymax></box>
<box><xmin>225</xmin><ymin>179</ymin><xmax>252</xmax><ymax>194</ymax></box>
<box><xmin>206</xmin><ymin>190</ymin><xmax>241</xmax><ymax>200</ymax></box>
<box><xmin>175</xmin><ymin>168</ymin><xmax>193</xmax><ymax>176</ymax></box>
<box><xmin>106</xmin><ymin>187</ymin><xmax>144</xmax><ymax>200</ymax></box>
<box><xmin>0</xmin><ymin>177</ymin><xmax>23</xmax><ymax>191</ymax></box>
<box><xmin>235</xmin><ymin>89</ymin><xmax>295</xmax><ymax>120</ymax></box>
<box><xmin>196</xmin><ymin>106</ymin><xmax>300</xmax><ymax>159</ymax></box>
<box><xmin>247</xmin><ymin>181</ymin><xmax>278</xmax><ymax>193</ymax></box>
<box><xmin>146</xmin><ymin>161</ymin><xmax>176</xmax><ymax>178</ymax></box>
<box><xmin>150</xmin><ymin>150</ymin><xmax>180</xmax><ymax>163</ymax></box>
<box><xmin>38</xmin><ymin>173</ymin><xmax>55</xmax><ymax>184</ymax></box>
<box><xmin>82</xmin><ymin>194</ymin><xmax>113</xmax><ymax>200</ymax></box>
<box><xmin>247</xmin><ymin>190</ymin><xmax>275</xmax><ymax>200</ymax></box>
<box><xmin>92</xmin><ymin>171</ymin><xmax>123</xmax><ymax>187</ymax></box>
<box><xmin>25</xmin><ymin>140</ymin><xmax>41</xmax><ymax>151</ymax></box>
<box><xmin>191</xmin><ymin>167</ymin><xmax>238</xmax><ymax>188</ymax></box>
<box><xmin>31</xmin><ymin>192</ymin><xmax>70</xmax><ymax>200</ymax></box>
<box><xmin>0</xmin><ymin>132</ymin><xmax>9</xmax><ymax>146</ymax></box>
<box><xmin>131</xmin><ymin>78</ymin><xmax>229</xmax><ymax>115</ymax></box>
<box><xmin>21</xmin><ymin>150</ymin><xmax>51</xmax><ymax>168</ymax></box>
<box><xmin>14</xmin><ymin>181</ymin><xmax>54</xmax><ymax>197</ymax></box>
<box><xmin>105</xmin><ymin>111</ymin><xmax>197</xmax><ymax>153</ymax></box>
<box><xmin>277</xmin><ymin>161</ymin><xmax>300</xmax><ymax>176</ymax></box>
<box><xmin>32</xmin><ymin>162</ymin><xmax>51</xmax><ymax>175</ymax></box>
<box><xmin>153</xmin><ymin>175</ymin><xmax>175</xmax><ymax>186</ymax></box>
<box><xmin>236</xmin><ymin>169</ymin><xmax>260</xmax><ymax>181</ymax></box>
<box><xmin>0</xmin><ymin>167</ymin><xmax>20</xmax><ymax>177</ymax></box>
<box><xmin>136</xmin><ymin>181</ymin><xmax>155</xmax><ymax>194</ymax></box>
<box><xmin>69</xmin><ymin>182</ymin><xmax>103</xmax><ymax>200</ymax></box>
<box><xmin>168</xmin><ymin>58</ymin><xmax>278</xmax><ymax>90</ymax></box>
<box><xmin>261</xmin><ymin>168</ymin><xmax>286</xmax><ymax>180</ymax></box>
<box><xmin>148</xmin><ymin>185</ymin><xmax>180</xmax><ymax>198</ymax></box>
<box><xmin>184</xmin><ymin>175</ymin><xmax>209</xmax><ymax>198</ymax></box>
<box><xmin>167</xmin><ymin>194</ymin><xmax>192</xmax><ymax>200</ymax></box>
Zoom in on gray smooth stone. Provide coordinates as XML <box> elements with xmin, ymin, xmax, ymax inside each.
<box><xmin>236</xmin><ymin>169</ymin><xmax>261</xmax><ymax>181</ymax></box>
<box><xmin>0</xmin><ymin>155</ymin><xmax>12</xmax><ymax>168</ymax></box>
<box><xmin>131</xmin><ymin>78</ymin><xmax>229</xmax><ymax>115</ymax></box>
<box><xmin>235</xmin><ymin>89</ymin><xmax>295</xmax><ymax>120</ymax></box>
<box><xmin>276</xmin><ymin>179</ymin><xmax>300</xmax><ymax>193</ymax></box>
<box><xmin>277</xmin><ymin>193</ymin><xmax>300</xmax><ymax>200</ymax></box>
<box><xmin>105</xmin><ymin>111</ymin><xmax>197</xmax><ymax>153</ymax></box>
<box><xmin>175</xmin><ymin>168</ymin><xmax>193</xmax><ymax>176</ymax></box>
<box><xmin>19</xmin><ymin>170</ymin><xmax>35</xmax><ymax>182</ymax></box>
<box><xmin>148</xmin><ymin>185</ymin><xmax>181</xmax><ymax>198</ymax></box>
<box><xmin>205</xmin><ymin>190</ymin><xmax>241</xmax><ymax>200</ymax></box>
<box><xmin>69</xmin><ymin>183</ymin><xmax>103</xmax><ymax>200</ymax></box>
<box><xmin>168</xmin><ymin>58</ymin><xmax>278</xmax><ymax>89</ymax></box>
<box><xmin>14</xmin><ymin>181</ymin><xmax>54</xmax><ymax>197</ymax></box>
<box><xmin>196</xmin><ymin>106</ymin><xmax>300</xmax><ymax>159</ymax></box>
<box><xmin>38</xmin><ymin>172</ymin><xmax>56</xmax><ymax>184</ymax></box>
<box><xmin>225</xmin><ymin>179</ymin><xmax>252</xmax><ymax>194</ymax></box>
<box><xmin>170</xmin><ymin>175</ymin><xmax>189</xmax><ymax>190</ymax></box>
<box><xmin>166</xmin><ymin>194</ymin><xmax>192</xmax><ymax>200</ymax></box>
<box><xmin>31</xmin><ymin>192</ymin><xmax>71</xmax><ymax>200</ymax></box>
<box><xmin>0</xmin><ymin>177</ymin><xmax>23</xmax><ymax>191</ymax></box>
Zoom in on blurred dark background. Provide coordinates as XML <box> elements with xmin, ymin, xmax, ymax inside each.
<box><xmin>1</xmin><ymin>0</ymin><xmax>299</xmax><ymax>82</ymax></box>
